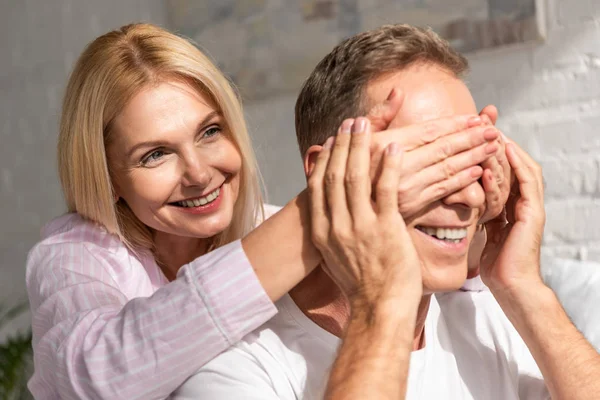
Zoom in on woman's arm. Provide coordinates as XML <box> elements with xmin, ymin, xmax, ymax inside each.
<box><xmin>27</xmin><ymin>239</ymin><xmax>277</xmax><ymax>400</ymax></box>
<box><xmin>242</xmin><ymin>190</ymin><xmax>321</xmax><ymax>302</ymax></box>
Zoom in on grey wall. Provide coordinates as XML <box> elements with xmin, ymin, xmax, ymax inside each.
<box><xmin>0</xmin><ymin>0</ymin><xmax>168</xmax><ymax>339</ymax></box>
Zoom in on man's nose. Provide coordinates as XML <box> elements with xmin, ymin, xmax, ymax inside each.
<box><xmin>442</xmin><ymin>181</ymin><xmax>485</xmax><ymax>210</ymax></box>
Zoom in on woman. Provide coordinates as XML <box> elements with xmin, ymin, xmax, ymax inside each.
<box><xmin>27</xmin><ymin>23</ymin><xmax>502</xmax><ymax>399</ymax></box>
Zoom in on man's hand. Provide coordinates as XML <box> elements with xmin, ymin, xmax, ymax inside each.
<box><xmin>477</xmin><ymin>140</ymin><xmax>600</xmax><ymax>400</ymax></box>
<box><xmin>479</xmin><ymin>140</ymin><xmax>545</xmax><ymax>293</ymax></box>
<box><xmin>308</xmin><ymin>116</ymin><xmax>422</xmax><ymax>306</ymax></box>
<box><xmin>308</xmin><ymin>115</ymin><xmax>422</xmax><ymax>400</ymax></box>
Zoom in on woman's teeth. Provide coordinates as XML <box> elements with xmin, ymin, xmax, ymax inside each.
<box><xmin>176</xmin><ymin>187</ymin><xmax>220</xmax><ymax>208</ymax></box>
<box><xmin>417</xmin><ymin>226</ymin><xmax>467</xmax><ymax>243</ymax></box>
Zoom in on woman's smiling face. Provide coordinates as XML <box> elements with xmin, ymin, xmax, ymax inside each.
<box><xmin>107</xmin><ymin>79</ymin><xmax>242</xmax><ymax>240</ymax></box>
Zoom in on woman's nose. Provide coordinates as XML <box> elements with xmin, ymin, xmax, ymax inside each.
<box><xmin>181</xmin><ymin>155</ymin><xmax>211</xmax><ymax>188</ymax></box>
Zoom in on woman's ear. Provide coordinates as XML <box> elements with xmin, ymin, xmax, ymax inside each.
<box><xmin>111</xmin><ymin>182</ymin><xmax>121</xmax><ymax>204</ymax></box>
<box><xmin>304</xmin><ymin>144</ymin><xmax>324</xmax><ymax>180</ymax></box>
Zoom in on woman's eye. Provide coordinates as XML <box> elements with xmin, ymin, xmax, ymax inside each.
<box><xmin>141</xmin><ymin>150</ymin><xmax>165</xmax><ymax>166</ymax></box>
<box><xmin>204</xmin><ymin>125</ymin><xmax>222</xmax><ymax>138</ymax></box>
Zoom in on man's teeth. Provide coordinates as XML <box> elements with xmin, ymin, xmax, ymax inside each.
<box><xmin>177</xmin><ymin>188</ymin><xmax>220</xmax><ymax>208</ymax></box>
<box><xmin>418</xmin><ymin>226</ymin><xmax>467</xmax><ymax>243</ymax></box>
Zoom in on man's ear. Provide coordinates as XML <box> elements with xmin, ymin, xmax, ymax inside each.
<box><xmin>366</xmin><ymin>88</ymin><xmax>404</xmax><ymax>132</ymax></box>
<box><xmin>304</xmin><ymin>144</ymin><xmax>324</xmax><ymax>179</ymax></box>
<box><xmin>479</xmin><ymin>104</ymin><xmax>498</xmax><ymax>126</ymax></box>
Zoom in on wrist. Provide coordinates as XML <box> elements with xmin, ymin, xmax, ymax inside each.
<box><xmin>491</xmin><ymin>278</ymin><xmax>555</xmax><ymax>325</ymax></box>
<box><xmin>349</xmin><ymin>288</ymin><xmax>421</xmax><ymax>332</ymax></box>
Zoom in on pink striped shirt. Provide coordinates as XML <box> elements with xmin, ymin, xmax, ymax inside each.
<box><xmin>26</xmin><ymin>212</ymin><xmax>277</xmax><ymax>400</ymax></box>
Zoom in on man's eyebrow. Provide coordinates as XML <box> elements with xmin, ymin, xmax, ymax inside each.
<box><xmin>125</xmin><ymin>111</ymin><xmax>222</xmax><ymax>159</ymax></box>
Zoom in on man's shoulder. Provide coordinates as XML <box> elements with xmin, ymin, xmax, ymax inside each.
<box><xmin>437</xmin><ymin>290</ymin><xmax>519</xmax><ymax>345</ymax></box>
<box><xmin>173</xmin><ymin>295</ymin><xmax>328</xmax><ymax>399</ymax></box>
<box><xmin>436</xmin><ymin>290</ymin><xmax>546</xmax><ymax>394</ymax></box>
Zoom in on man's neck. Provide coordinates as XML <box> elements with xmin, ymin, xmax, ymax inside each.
<box><xmin>289</xmin><ymin>265</ymin><xmax>431</xmax><ymax>351</ymax></box>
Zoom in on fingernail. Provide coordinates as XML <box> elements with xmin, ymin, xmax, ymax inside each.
<box><xmin>341</xmin><ymin>119</ymin><xmax>353</xmax><ymax>134</ymax></box>
<box><xmin>323</xmin><ymin>136</ymin><xmax>334</xmax><ymax>149</ymax></box>
<box><xmin>501</xmin><ymin>132</ymin><xmax>510</xmax><ymax>142</ymax></box>
<box><xmin>387</xmin><ymin>142</ymin><xmax>399</xmax><ymax>155</ymax></box>
<box><xmin>471</xmin><ymin>166</ymin><xmax>483</xmax><ymax>177</ymax></box>
<box><xmin>483</xmin><ymin>128</ymin><xmax>499</xmax><ymax>140</ymax></box>
<box><xmin>485</xmin><ymin>143</ymin><xmax>498</xmax><ymax>154</ymax></box>
<box><xmin>386</xmin><ymin>88</ymin><xmax>397</xmax><ymax>102</ymax></box>
<box><xmin>353</xmin><ymin>118</ymin><xmax>367</xmax><ymax>133</ymax></box>
<box><xmin>468</xmin><ymin>116</ymin><xmax>482</xmax><ymax>126</ymax></box>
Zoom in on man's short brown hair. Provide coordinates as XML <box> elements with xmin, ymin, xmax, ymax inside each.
<box><xmin>294</xmin><ymin>24</ymin><xmax>469</xmax><ymax>156</ymax></box>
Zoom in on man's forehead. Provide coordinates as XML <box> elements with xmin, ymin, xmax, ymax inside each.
<box><xmin>366</xmin><ymin>64</ymin><xmax>477</xmax><ymax>129</ymax></box>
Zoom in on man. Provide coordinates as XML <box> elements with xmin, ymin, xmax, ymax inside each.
<box><xmin>172</xmin><ymin>25</ymin><xmax>600</xmax><ymax>399</ymax></box>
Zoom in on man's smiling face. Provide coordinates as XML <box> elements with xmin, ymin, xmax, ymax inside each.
<box><xmin>367</xmin><ymin>63</ymin><xmax>486</xmax><ymax>293</ymax></box>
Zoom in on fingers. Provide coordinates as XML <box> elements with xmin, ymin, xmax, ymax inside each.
<box><xmin>376</xmin><ymin>142</ymin><xmax>403</xmax><ymax>216</ymax></box>
<box><xmin>505</xmin><ymin>142</ymin><xmax>545</xmax><ymax>223</ymax></box>
<box><xmin>326</xmin><ymin>119</ymin><xmax>354</xmax><ymax>226</ymax></box>
<box><xmin>397</xmin><ymin>140</ymin><xmax>497</xmax><ymax>207</ymax></box>
<box><xmin>483</xmin><ymin>153</ymin><xmax>504</xmax><ymax>187</ymax></box>
<box><xmin>307</xmin><ymin>136</ymin><xmax>335</xmax><ymax>246</ymax></box>
<box><xmin>410</xmin><ymin>134</ymin><xmax>498</xmax><ymax>178</ymax></box>
<box><xmin>479</xmin><ymin>105</ymin><xmax>498</xmax><ymax>126</ymax></box>
<box><xmin>508</xmin><ymin>141</ymin><xmax>544</xmax><ymax>195</ymax></box>
<box><xmin>345</xmin><ymin>118</ymin><xmax>373</xmax><ymax>220</ymax></box>
<box><xmin>366</xmin><ymin>88</ymin><xmax>405</xmax><ymax>132</ymax></box>
<box><xmin>402</xmin><ymin>166</ymin><xmax>483</xmax><ymax>216</ymax></box>
<box><xmin>478</xmin><ymin>150</ymin><xmax>504</xmax><ymax>222</ymax></box>
<box><xmin>400</xmin><ymin>125</ymin><xmax>498</xmax><ymax>172</ymax></box>
<box><xmin>479</xmin><ymin>168</ymin><xmax>501</xmax><ymax>223</ymax></box>
<box><xmin>372</xmin><ymin>114</ymin><xmax>484</xmax><ymax>154</ymax></box>
<box><xmin>506</xmin><ymin>142</ymin><xmax>542</xmax><ymax>194</ymax></box>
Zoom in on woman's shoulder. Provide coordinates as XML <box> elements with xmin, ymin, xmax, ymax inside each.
<box><xmin>26</xmin><ymin>213</ymin><xmax>157</xmax><ymax>301</ymax></box>
<box><xmin>26</xmin><ymin>213</ymin><xmax>137</xmax><ymax>279</ymax></box>
<box><xmin>35</xmin><ymin>213</ymin><xmax>124</xmax><ymax>252</ymax></box>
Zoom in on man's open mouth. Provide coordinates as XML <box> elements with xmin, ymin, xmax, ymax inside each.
<box><xmin>415</xmin><ymin>226</ymin><xmax>468</xmax><ymax>243</ymax></box>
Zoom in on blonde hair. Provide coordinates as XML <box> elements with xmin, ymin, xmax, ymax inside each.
<box><xmin>58</xmin><ymin>23</ymin><xmax>264</xmax><ymax>254</ymax></box>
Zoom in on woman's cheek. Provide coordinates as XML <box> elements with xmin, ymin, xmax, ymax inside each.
<box><xmin>131</xmin><ymin>163</ymin><xmax>180</xmax><ymax>203</ymax></box>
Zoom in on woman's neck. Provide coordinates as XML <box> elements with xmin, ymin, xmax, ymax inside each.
<box><xmin>152</xmin><ymin>231</ymin><xmax>210</xmax><ymax>281</ymax></box>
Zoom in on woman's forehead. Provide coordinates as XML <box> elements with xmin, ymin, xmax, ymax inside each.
<box><xmin>111</xmin><ymin>80</ymin><xmax>218</xmax><ymax>143</ymax></box>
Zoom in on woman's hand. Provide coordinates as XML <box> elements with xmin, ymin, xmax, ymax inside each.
<box><xmin>365</xmin><ymin>90</ymin><xmax>501</xmax><ymax>221</ymax></box>
<box><xmin>476</xmin><ymin>105</ymin><xmax>512</xmax><ymax>224</ymax></box>
<box><xmin>479</xmin><ymin>140</ymin><xmax>546</xmax><ymax>294</ymax></box>
<box><xmin>308</xmin><ymin>116</ymin><xmax>423</xmax><ymax>307</ymax></box>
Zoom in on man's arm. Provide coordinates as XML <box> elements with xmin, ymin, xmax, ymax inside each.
<box><xmin>308</xmin><ymin>117</ymin><xmax>423</xmax><ymax>399</ymax></box>
<box><xmin>495</xmin><ymin>282</ymin><xmax>600</xmax><ymax>399</ymax></box>
<box><xmin>480</xmin><ymin>141</ymin><xmax>600</xmax><ymax>399</ymax></box>
<box><xmin>325</xmin><ymin>296</ymin><xmax>419</xmax><ymax>399</ymax></box>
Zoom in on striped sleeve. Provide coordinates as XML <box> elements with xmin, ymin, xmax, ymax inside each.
<box><xmin>26</xmin><ymin>239</ymin><xmax>276</xmax><ymax>400</ymax></box>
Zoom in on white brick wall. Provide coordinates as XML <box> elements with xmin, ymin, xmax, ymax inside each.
<box><xmin>248</xmin><ymin>0</ymin><xmax>600</xmax><ymax>262</ymax></box>
<box><xmin>466</xmin><ymin>0</ymin><xmax>600</xmax><ymax>261</ymax></box>
<box><xmin>0</xmin><ymin>0</ymin><xmax>168</xmax><ymax>339</ymax></box>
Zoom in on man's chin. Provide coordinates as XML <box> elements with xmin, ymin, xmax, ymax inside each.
<box><xmin>421</xmin><ymin>263</ymin><xmax>469</xmax><ymax>294</ymax></box>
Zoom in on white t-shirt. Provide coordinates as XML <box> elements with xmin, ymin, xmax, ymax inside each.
<box><xmin>171</xmin><ymin>290</ymin><xmax>549</xmax><ymax>399</ymax></box>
